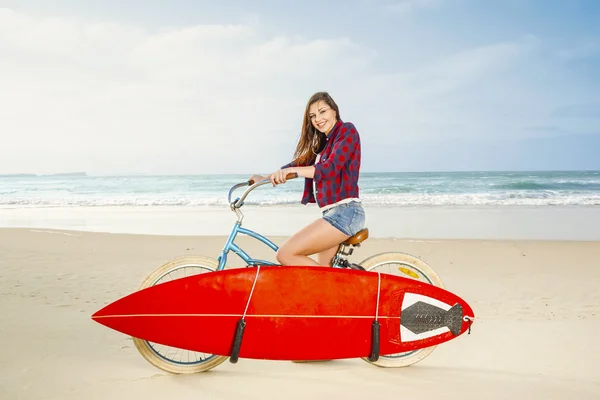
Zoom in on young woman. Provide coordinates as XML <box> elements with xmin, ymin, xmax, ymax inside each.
<box><xmin>249</xmin><ymin>91</ymin><xmax>365</xmax><ymax>267</ymax></box>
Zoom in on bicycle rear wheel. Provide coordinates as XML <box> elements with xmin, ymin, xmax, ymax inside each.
<box><xmin>358</xmin><ymin>252</ymin><xmax>444</xmax><ymax>368</ymax></box>
<box><xmin>132</xmin><ymin>256</ymin><xmax>229</xmax><ymax>374</ymax></box>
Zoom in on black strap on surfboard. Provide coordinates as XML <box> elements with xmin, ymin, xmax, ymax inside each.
<box><xmin>368</xmin><ymin>272</ymin><xmax>381</xmax><ymax>362</ymax></box>
<box><xmin>230</xmin><ymin>266</ymin><xmax>261</xmax><ymax>364</ymax></box>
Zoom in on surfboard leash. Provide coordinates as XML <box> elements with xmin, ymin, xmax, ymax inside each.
<box><xmin>368</xmin><ymin>272</ymin><xmax>382</xmax><ymax>362</ymax></box>
<box><xmin>230</xmin><ymin>265</ymin><xmax>261</xmax><ymax>364</ymax></box>
<box><xmin>464</xmin><ymin>316</ymin><xmax>474</xmax><ymax>334</ymax></box>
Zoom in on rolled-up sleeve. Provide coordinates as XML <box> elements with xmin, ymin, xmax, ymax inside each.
<box><xmin>313</xmin><ymin>124</ymin><xmax>358</xmax><ymax>182</ymax></box>
<box><xmin>281</xmin><ymin>159</ymin><xmax>299</xmax><ymax>169</ymax></box>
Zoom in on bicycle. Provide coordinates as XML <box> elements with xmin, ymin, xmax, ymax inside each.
<box><xmin>132</xmin><ymin>173</ymin><xmax>446</xmax><ymax>374</ymax></box>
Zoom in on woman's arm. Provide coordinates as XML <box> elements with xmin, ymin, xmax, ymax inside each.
<box><xmin>270</xmin><ymin>165</ymin><xmax>314</xmax><ymax>185</ymax></box>
<box><xmin>288</xmin><ymin>166</ymin><xmax>315</xmax><ymax>179</ymax></box>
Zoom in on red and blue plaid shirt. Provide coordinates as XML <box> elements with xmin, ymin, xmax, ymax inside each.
<box><xmin>281</xmin><ymin>120</ymin><xmax>361</xmax><ymax>208</ymax></box>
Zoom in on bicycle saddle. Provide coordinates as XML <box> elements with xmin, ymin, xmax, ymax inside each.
<box><xmin>343</xmin><ymin>228</ymin><xmax>369</xmax><ymax>246</ymax></box>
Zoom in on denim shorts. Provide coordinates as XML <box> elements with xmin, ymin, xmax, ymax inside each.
<box><xmin>322</xmin><ymin>201</ymin><xmax>366</xmax><ymax>237</ymax></box>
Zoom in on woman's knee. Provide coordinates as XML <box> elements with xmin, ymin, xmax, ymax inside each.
<box><xmin>276</xmin><ymin>245</ymin><xmax>293</xmax><ymax>264</ymax></box>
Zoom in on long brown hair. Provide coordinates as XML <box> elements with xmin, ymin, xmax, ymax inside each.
<box><xmin>292</xmin><ymin>92</ymin><xmax>341</xmax><ymax>166</ymax></box>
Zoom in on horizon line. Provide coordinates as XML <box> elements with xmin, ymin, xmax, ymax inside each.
<box><xmin>1</xmin><ymin>168</ymin><xmax>599</xmax><ymax>177</ymax></box>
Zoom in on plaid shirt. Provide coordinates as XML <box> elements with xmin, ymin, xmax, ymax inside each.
<box><xmin>281</xmin><ymin>120</ymin><xmax>361</xmax><ymax>208</ymax></box>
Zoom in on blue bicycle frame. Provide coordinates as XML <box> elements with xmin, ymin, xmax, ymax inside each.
<box><xmin>216</xmin><ymin>221</ymin><xmax>280</xmax><ymax>271</ymax></box>
<box><xmin>216</xmin><ymin>219</ymin><xmax>349</xmax><ymax>271</ymax></box>
<box><xmin>219</xmin><ymin>176</ymin><xmax>350</xmax><ymax>271</ymax></box>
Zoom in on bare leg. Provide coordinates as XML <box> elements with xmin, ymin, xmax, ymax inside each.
<box><xmin>315</xmin><ymin>245</ymin><xmax>341</xmax><ymax>266</ymax></box>
<box><xmin>276</xmin><ymin>219</ymin><xmax>349</xmax><ymax>266</ymax></box>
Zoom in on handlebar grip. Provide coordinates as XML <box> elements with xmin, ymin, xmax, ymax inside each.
<box><xmin>248</xmin><ymin>172</ymin><xmax>299</xmax><ymax>185</ymax></box>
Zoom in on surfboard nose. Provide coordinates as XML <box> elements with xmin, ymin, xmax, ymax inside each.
<box><xmin>91</xmin><ymin>297</ymin><xmax>120</xmax><ymax>320</ymax></box>
<box><xmin>91</xmin><ymin>302</ymin><xmax>119</xmax><ymax>330</ymax></box>
<box><xmin>91</xmin><ymin>304</ymin><xmax>107</xmax><ymax>320</ymax></box>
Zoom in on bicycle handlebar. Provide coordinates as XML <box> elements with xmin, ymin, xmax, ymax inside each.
<box><xmin>228</xmin><ymin>172</ymin><xmax>299</xmax><ymax>208</ymax></box>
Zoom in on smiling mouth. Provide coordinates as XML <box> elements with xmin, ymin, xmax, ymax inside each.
<box><xmin>317</xmin><ymin>121</ymin><xmax>327</xmax><ymax>129</ymax></box>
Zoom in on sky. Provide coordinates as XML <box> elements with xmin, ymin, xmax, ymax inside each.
<box><xmin>0</xmin><ymin>0</ymin><xmax>599</xmax><ymax>175</ymax></box>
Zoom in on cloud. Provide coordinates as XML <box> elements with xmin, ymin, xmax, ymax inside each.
<box><xmin>340</xmin><ymin>35</ymin><xmax>540</xmax><ymax>145</ymax></box>
<box><xmin>0</xmin><ymin>7</ymin><xmax>595</xmax><ymax>174</ymax></box>
<box><xmin>0</xmin><ymin>8</ymin><xmax>376</xmax><ymax>174</ymax></box>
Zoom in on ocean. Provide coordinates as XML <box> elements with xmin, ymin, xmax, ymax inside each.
<box><xmin>1</xmin><ymin>170</ymin><xmax>599</xmax><ymax>208</ymax></box>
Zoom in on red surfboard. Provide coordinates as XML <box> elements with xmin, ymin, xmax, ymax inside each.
<box><xmin>92</xmin><ymin>266</ymin><xmax>474</xmax><ymax>361</ymax></box>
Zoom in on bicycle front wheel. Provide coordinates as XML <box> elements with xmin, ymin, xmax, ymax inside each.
<box><xmin>358</xmin><ymin>252</ymin><xmax>445</xmax><ymax>368</ymax></box>
<box><xmin>132</xmin><ymin>256</ymin><xmax>229</xmax><ymax>374</ymax></box>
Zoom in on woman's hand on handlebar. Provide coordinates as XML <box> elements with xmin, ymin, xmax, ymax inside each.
<box><xmin>270</xmin><ymin>168</ymin><xmax>293</xmax><ymax>186</ymax></box>
<box><xmin>248</xmin><ymin>169</ymin><xmax>297</xmax><ymax>187</ymax></box>
<box><xmin>248</xmin><ymin>174</ymin><xmax>268</xmax><ymax>185</ymax></box>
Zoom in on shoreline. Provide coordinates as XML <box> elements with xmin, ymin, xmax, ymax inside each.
<box><xmin>1</xmin><ymin>204</ymin><xmax>599</xmax><ymax>241</ymax></box>
<box><xmin>3</xmin><ymin>226</ymin><xmax>599</xmax><ymax>243</ymax></box>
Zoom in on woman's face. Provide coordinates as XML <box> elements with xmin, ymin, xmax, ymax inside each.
<box><xmin>308</xmin><ymin>100</ymin><xmax>337</xmax><ymax>134</ymax></box>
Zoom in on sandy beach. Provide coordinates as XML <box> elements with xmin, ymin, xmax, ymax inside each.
<box><xmin>1</xmin><ymin>225</ymin><xmax>599</xmax><ymax>400</ymax></box>
<box><xmin>2</xmin><ymin>0</ymin><xmax>599</xmax><ymax>398</ymax></box>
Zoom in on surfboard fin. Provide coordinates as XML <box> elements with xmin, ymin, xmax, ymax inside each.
<box><xmin>368</xmin><ymin>320</ymin><xmax>380</xmax><ymax>362</ymax></box>
<box><xmin>230</xmin><ymin>319</ymin><xmax>246</xmax><ymax>363</ymax></box>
